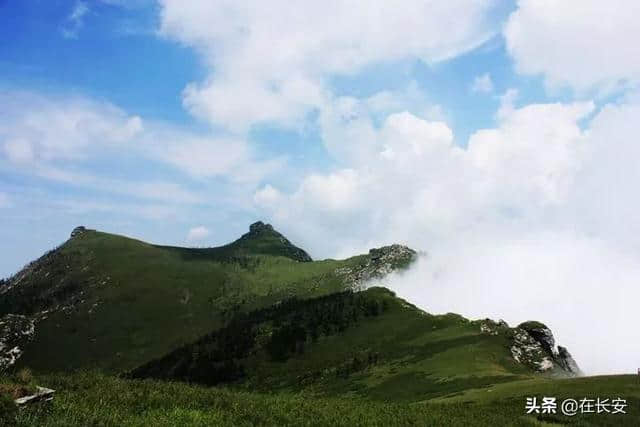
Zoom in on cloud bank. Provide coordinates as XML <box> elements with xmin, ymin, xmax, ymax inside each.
<box><xmin>155</xmin><ymin>0</ymin><xmax>640</xmax><ymax>375</ymax></box>
<box><xmin>505</xmin><ymin>0</ymin><xmax>640</xmax><ymax>94</ymax></box>
<box><xmin>255</xmin><ymin>92</ymin><xmax>640</xmax><ymax>375</ymax></box>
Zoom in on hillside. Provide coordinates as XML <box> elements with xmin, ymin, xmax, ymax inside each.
<box><xmin>0</xmin><ymin>221</ymin><xmax>587</xmax><ymax>412</ymax></box>
<box><xmin>129</xmin><ymin>287</ymin><xmax>580</xmax><ymax>402</ymax></box>
<box><xmin>0</xmin><ymin>223</ymin><xmax>414</xmax><ymax>373</ymax></box>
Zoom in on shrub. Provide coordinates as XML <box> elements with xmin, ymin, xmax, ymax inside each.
<box><xmin>16</xmin><ymin>368</ymin><xmax>33</xmax><ymax>385</ymax></box>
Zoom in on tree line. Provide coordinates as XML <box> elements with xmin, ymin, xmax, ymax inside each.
<box><xmin>129</xmin><ymin>290</ymin><xmax>389</xmax><ymax>386</ymax></box>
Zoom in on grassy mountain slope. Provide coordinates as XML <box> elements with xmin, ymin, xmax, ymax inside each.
<box><xmin>6</xmin><ymin>372</ymin><xmax>639</xmax><ymax>426</ymax></box>
<box><xmin>0</xmin><ymin>223</ymin><xmax>410</xmax><ymax>373</ymax></box>
<box><xmin>130</xmin><ymin>287</ymin><xmax>533</xmax><ymax>402</ymax></box>
<box><xmin>1</xmin><ymin>221</ymin><xmax>592</xmax><ymax>420</ymax></box>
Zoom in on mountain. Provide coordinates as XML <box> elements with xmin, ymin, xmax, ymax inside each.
<box><xmin>0</xmin><ymin>222</ymin><xmax>414</xmax><ymax>373</ymax></box>
<box><xmin>6</xmin><ymin>222</ymin><xmax>640</xmax><ymax>426</ymax></box>
<box><xmin>1</xmin><ymin>222</ymin><xmax>580</xmax><ymax>407</ymax></box>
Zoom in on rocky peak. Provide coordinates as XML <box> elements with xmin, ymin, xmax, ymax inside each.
<box><xmin>248</xmin><ymin>221</ymin><xmax>274</xmax><ymax>235</ymax></box>
<box><xmin>234</xmin><ymin>221</ymin><xmax>312</xmax><ymax>262</ymax></box>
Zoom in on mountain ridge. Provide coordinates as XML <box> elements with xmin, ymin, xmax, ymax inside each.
<box><xmin>0</xmin><ymin>222</ymin><xmax>416</xmax><ymax>373</ymax></box>
<box><xmin>0</xmin><ymin>222</ymin><xmax>580</xmax><ymax>405</ymax></box>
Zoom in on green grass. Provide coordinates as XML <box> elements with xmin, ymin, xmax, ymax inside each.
<box><xmin>4</xmin><ymin>371</ymin><xmax>638</xmax><ymax>426</ymax></box>
<box><xmin>127</xmin><ymin>287</ymin><xmax>534</xmax><ymax>403</ymax></box>
<box><xmin>3</xmin><ymin>230</ymin><xmax>365</xmax><ymax>373</ymax></box>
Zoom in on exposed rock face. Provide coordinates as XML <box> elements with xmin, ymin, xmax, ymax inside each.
<box><xmin>248</xmin><ymin>221</ymin><xmax>272</xmax><ymax>234</ymax></box>
<box><xmin>477</xmin><ymin>318</ymin><xmax>580</xmax><ymax>376</ymax></box>
<box><xmin>509</xmin><ymin>327</ymin><xmax>554</xmax><ymax>372</ymax></box>
<box><xmin>0</xmin><ymin>314</ymin><xmax>35</xmax><ymax>371</ymax></box>
<box><xmin>518</xmin><ymin>321</ymin><xmax>555</xmax><ymax>354</ymax></box>
<box><xmin>479</xmin><ymin>318</ymin><xmax>508</xmax><ymax>336</ymax></box>
<box><xmin>335</xmin><ymin>244</ymin><xmax>417</xmax><ymax>289</ymax></box>
<box><xmin>70</xmin><ymin>226</ymin><xmax>87</xmax><ymax>238</ymax></box>
<box><xmin>556</xmin><ymin>346</ymin><xmax>581</xmax><ymax>375</ymax></box>
<box><xmin>509</xmin><ymin>321</ymin><xmax>581</xmax><ymax>376</ymax></box>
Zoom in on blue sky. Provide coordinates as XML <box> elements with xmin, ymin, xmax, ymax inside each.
<box><xmin>2</xmin><ymin>0</ymin><xmax>640</xmax><ymax>374</ymax></box>
<box><xmin>0</xmin><ymin>0</ymin><xmax>626</xmax><ymax>276</ymax></box>
<box><xmin>0</xmin><ymin>0</ymin><xmax>530</xmax><ymax>276</ymax></box>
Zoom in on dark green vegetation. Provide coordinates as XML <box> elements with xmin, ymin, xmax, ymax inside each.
<box><xmin>1</xmin><ymin>222</ymin><xmax>636</xmax><ymax>426</ymax></box>
<box><xmin>2</xmin><ymin>372</ymin><xmax>638</xmax><ymax>426</ymax></box>
<box><xmin>130</xmin><ymin>287</ymin><xmax>532</xmax><ymax>401</ymax></box>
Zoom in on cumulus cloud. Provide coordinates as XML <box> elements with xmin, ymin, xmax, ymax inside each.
<box><xmin>186</xmin><ymin>226</ymin><xmax>210</xmax><ymax>242</ymax></box>
<box><xmin>255</xmin><ymin>94</ymin><xmax>640</xmax><ymax>374</ymax></box>
<box><xmin>0</xmin><ymin>90</ymin><xmax>278</xmax><ymax>205</ymax></box>
<box><xmin>158</xmin><ymin>0</ymin><xmax>501</xmax><ymax>131</ymax></box>
<box><xmin>0</xmin><ymin>91</ymin><xmax>143</xmax><ymax>166</ymax></box>
<box><xmin>505</xmin><ymin>0</ymin><xmax>640</xmax><ymax>94</ymax></box>
<box><xmin>146</xmin><ymin>132</ymin><xmax>285</xmax><ymax>183</ymax></box>
<box><xmin>471</xmin><ymin>73</ymin><xmax>493</xmax><ymax>93</ymax></box>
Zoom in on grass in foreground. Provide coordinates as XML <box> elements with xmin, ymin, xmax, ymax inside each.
<box><xmin>3</xmin><ymin>372</ymin><xmax>638</xmax><ymax>426</ymax></box>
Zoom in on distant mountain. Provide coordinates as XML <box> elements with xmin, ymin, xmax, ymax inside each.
<box><xmin>0</xmin><ymin>222</ymin><xmax>578</xmax><ymax>403</ymax></box>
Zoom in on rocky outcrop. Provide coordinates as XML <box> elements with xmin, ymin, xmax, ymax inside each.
<box><xmin>518</xmin><ymin>321</ymin><xmax>555</xmax><ymax>354</ymax></box>
<box><xmin>478</xmin><ymin>318</ymin><xmax>509</xmax><ymax>336</ymax></box>
<box><xmin>70</xmin><ymin>226</ymin><xmax>87</xmax><ymax>238</ymax></box>
<box><xmin>0</xmin><ymin>314</ymin><xmax>35</xmax><ymax>371</ymax></box>
<box><xmin>15</xmin><ymin>387</ymin><xmax>55</xmax><ymax>406</ymax></box>
<box><xmin>508</xmin><ymin>321</ymin><xmax>581</xmax><ymax>376</ymax></box>
<box><xmin>509</xmin><ymin>326</ymin><xmax>555</xmax><ymax>372</ymax></box>
<box><xmin>335</xmin><ymin>244</ymin><xmax>417</xmax><ymax>289</ymax></box>
<box><xmin>556</xmin><ymin>346</ymin><xmax>581</xmax><ymax>375</ymax></box>
<box><xmin>477</xmin><ymin>318</ymin><xmax>580</xmax><ymax>376</ymax></box>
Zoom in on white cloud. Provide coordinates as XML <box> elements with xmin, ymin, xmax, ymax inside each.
<box><xmin>61</xmin><ymin>1</ymin><xmax>90</xmax><ymax>39</ymax></box>
<box><xmin>158</xmin><ymin>0</ymin><xmax>501</xmax><ymax>131</ymax></box>
<box><xmin>255</xmin><ymin>94</ymin><xmax>640</xmax><ymax>374</ymax></box>
<box><xmin>317</xmin><ymin>83</ymin><xmax>446</xmax><ymax>165</ymax></box>
<box><xmin>387</xmin><ymin>234</ymin><xmax>640</xmax><ymax>376</ymax></box>
<box><xmin>158</xmin><ymin>136</ymin><xmax>249</xmax><ymax>178</ymax></box>
<box><xmin>471</xmin><ymin>73</ymin><xmax>493</xmax><ymax>93</ymax></box>
<box><xmin>0</xmin><ymin>91</ymin><xmax>278</xmax><ymax>204</ymax></box>
<box><xmin>0</xmin><ymin>91</ymin><xmax>143</xmax><ymax>165</ymax></box>
<box><xmin>186</xmin><ymin>226</ymin><xmax>210</xmax><ymax>242</ymax></box>
<box><xmin>505</xmin><ymin>0</ymin><xmax>640</xmax><ymax>94</ymax></box>
<box><xmin>252</xmin><ymin>184</ymin><xmax>282</xmax><ymax>209</ymax></box>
